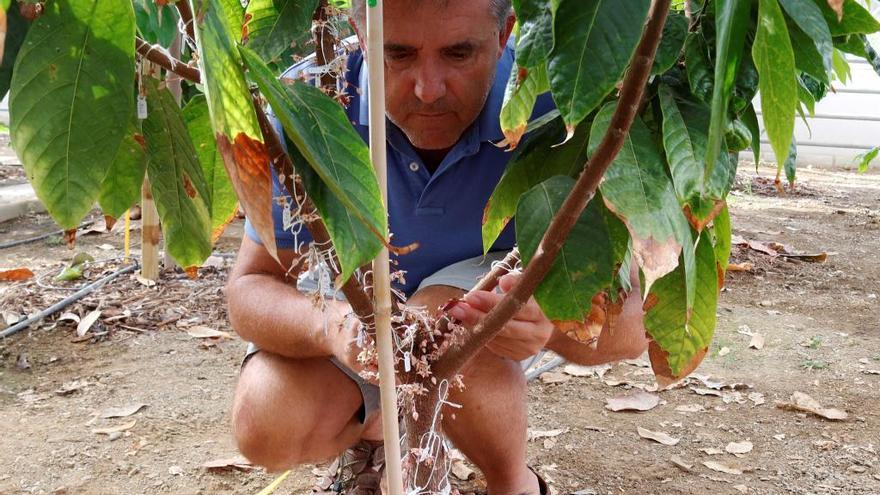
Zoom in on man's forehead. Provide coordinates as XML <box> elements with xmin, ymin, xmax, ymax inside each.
<box><xmin>382</xmin><ymin>0</ymin><xmax>498</xmax><ymax>47</ymax></box>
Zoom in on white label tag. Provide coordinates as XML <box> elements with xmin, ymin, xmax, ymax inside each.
<box><xmin>356</xmin><ymin>329</ymin><xmax>364</xmax><ymax>348</ymax></box>
<box><xmin>137</xmin><ymin>95</ymin><xmax>148</xmax><ymax>120</ymax></box>
<box><xmin>403</xmin><ymin>352</ymin><xmax>412</xmax><ymax>372</ymax></box>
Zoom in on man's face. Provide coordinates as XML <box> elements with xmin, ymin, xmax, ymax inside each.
<box><xmin>359</xmin><ymin>0</ymin><xmax>513</xmax><ymax>151</ymax></box>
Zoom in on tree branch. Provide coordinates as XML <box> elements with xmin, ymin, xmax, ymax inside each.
<box><xmin>174</xmin><ymin>0</ymin><xmax>196</xmax><ymax>46</ymax></box>
<box><xmin>251</xmin><ymin>96</ymin><xmax>376</xmax><ymax>328</ymax></box>
<box><xmin>312</xmin><ymin>0</ymin><xmax>338</xmax><ymax>90</ymax></box>
<box><xmin>135</xmin><ymin>36</ymin><xmax>201</xmax><ymax>84</ymax></box>
<box><xmin>434</xmin><ymin>0</ymin><xmax>673</xmax><ymax>378</ymax></box>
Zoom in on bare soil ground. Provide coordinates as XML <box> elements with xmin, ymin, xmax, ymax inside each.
<box><xmin>1</xmin><ymin>163</ymin><xmax>879</xmax><ymax>495</ymax></box>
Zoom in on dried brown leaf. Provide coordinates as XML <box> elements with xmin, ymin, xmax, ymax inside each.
<box><xmin>605</xmin><ymin>390</ymin><xmax>661</xmax><ymax>412</ymax></box>
<box><xmin>186</xmin><ymin>325</ymin><xmax>234</xmax><ymax>339</ymax></box>
<box><xmin>92</xmin><ymin>419</ymin><xmax>137</xmax><ymax>435</ymax></box>
<box><xmin>100</xmin><ymin>403</ymin><xmax>147</xmax><ymax>418</ymax></box>
<box><xmin>748</xmin><ymin>333</ymin><xmax>765</xmax><ymax>350</ymax></box>
<box><xmin>0</xmin><ymin>267</ymin><xmax>35</xmax><ymax>281</ymax></box>
<box><xmin>725</xmin><ymin>441</ymin><xmax>753</xmax><ymax>455</ymax></box>
<box><xmin>76</xmin><ymin>309</ymin><xmax>101</xmax><ymax>337</ymax></box>
<box><xmin>703</xmin><ymin>461</ymin><xmax>743</xmax><ymax>475</ymax></box>
<box><xmin>828</xmin><ymin>0</ymin><xmax>844</xmax><ymax>20</ymax></box>
<box><xmin>637</xmin><ymin>427</ymin><xmax>679</xmax><ymax>446</ymax></box>
<box><xmin>539</xmin><ymin>371</ymin><xmax>571</xmax><ymax>384</ymax></box>
<box><xmin>775</xmin><ymin>391</ymin><xmax>847</xmax><ymax>421</ymax></box>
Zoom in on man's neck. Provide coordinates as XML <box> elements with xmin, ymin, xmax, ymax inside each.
<box><xmin>415</xmin><ymin>148</ymin><xmax>451</xmax><ymax>174</ymax></box>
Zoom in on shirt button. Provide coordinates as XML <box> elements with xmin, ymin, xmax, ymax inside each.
<box><xmin>409</xmin><ymin>162</ymin><xmax>420</xmax><ymax>172</ymax></box>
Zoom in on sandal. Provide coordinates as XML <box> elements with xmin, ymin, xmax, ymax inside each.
<box><xmin>528</xmin><ymin>466</ymin><xmax>551</xmax><ymax>495</ymax></box>
<box><xmin>313</xmin><ymin>440</ymin><xmax>385</xmax><ymax>495</ymax></box>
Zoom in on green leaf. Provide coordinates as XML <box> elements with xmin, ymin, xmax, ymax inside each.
<box><xmin>98</xmin><ymin>117</ymin><xmax>147</xmax><ymax>220</ymax></box>
<box><xmin>240</xmin><ymin>45</ymin><xmax>386</xmax><ymax>282</ymax></box>
<box><xmin>741</xmin><ymin>102</ymin><xmax>761</xmax><ymax>163</ymax></box>
<box><xmin>142</xmin><ymin>79</ymin><xmax>212</xmax><ymax>269</ymax></box>
<box><xmin>858</xmin><ymin>36</ymin><xmax>880</xmax><ymax>76</ymax></box>
<box><xmin>831</xmin><ymin>47</ymin><xmax>851</xmax><ymax>82</ymax></box>
<box><xmin>483</xmin><ymin>117</ymin><xmax>591</xmax><ymax>253</ymax></box>
<box><xmin>193</xmin><ymin>0</ymin><xmax>276</xmax><ymax>259</ymax></box>
<box><xmin>499</xmin><ymin>62</ymin><xmax>550</xmax><ymax>149</ymax></box>
<box><xmin>685</xmin><ymin>32</ymin><xmax>714</xmax><ymax>104</ymax></box>
<box><xmin>856</xmin><ymin>146</ymin><xmax>879</xmax><ymax>173</ymax></box>
<box><xmin>652</xmin><ymin>12</ymin><xmax>688</xmax><ymax>76</ymax></box>
<box><xmin>834</xmin><ymin>33</ymin><xmax>869</xmax><ymax>58</ymax></box>
<box><xmin>516</xmin><ymin>176</ymin><xmax>614</xmax><ymax>321</ymax></box>
<box><xmin>645</xmin><ymin>232</ymin><xmax>717</xmax><ymax>377</ymax></box>
<box><xmin>0</xmin><ymin>1</ymin><xmax>29</xmax><ymax>99</ymax></box>
<box><xmin>814</xmin><ymin>0</ymin><xmax>880</xmax><ymax>36</ymax></box>
<box><xmin>548</xmin><ymin>0</ymin><xmax>651</xmax><ymax>135</ymax></box>
<box><xmin>782</xmin><ymin>136</ymin><xmax>797</xmax><ymax>186</ymax></box>
<box><xmin>244</xmin><ymin>0</ymin><xmax>319</xmax><ymax>62</ymax></box>
<box><xmin>732</xmin><ymin>53</ymin><xmax>759</xmax><ymax>114</ymax></box>
<box><xmin>0</xmin><ymin>0</ymin><xmax>10</xmax><ymax>11</ymax></box>
<box><xmin>705</xmin><ymin>0</ymin><xmax>751</xmax><ymax>183</ymax></box>
<box><xmin>753</xmin><ymin>0</ymin><xmax>798</xmax><ymax>165</ymax></box>
<box><xmin>712</xmin><ymin>204</ymin><xmax>732</xmax><ymax>272</ymax></box>
<box><xmin>134</xmin><ymin>0</ymin><xmax>180</xmax><ymax>47</ymax></box>
<box><xmin>658</xmin><ymin>85</ymin><xmax>733</xmax><ymax>229</ymax></box>
<box><xmin>589</xmin><ymin>102</ymin><xmax>695</xmax><ymax>292</ymax></box>
<box><xmin>10</xmin><ymin>0</ymin><xmax>136</xmax><ymax>229</ymax></box>
<box><xmin>779</xmin><ymin>0</ymin><xmax>834</xmax><ymax>77</ymax></box>
<box><xmin>789</xmin><ymin>23</ymin><xmax>831</xmax><ymax>84</ymax></box>
<box><xmin>512</xmin><ymin>0</ymin><xmax>554</xmax><ymax>68</ymax></box>
<box><xmin>183</xmin><ymin>95</ymin><xmax>238</xmax><ymax>241</ymax></box>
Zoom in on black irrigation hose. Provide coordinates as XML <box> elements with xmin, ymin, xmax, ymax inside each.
<box><xmin>0</xmin><ymin>220</ymin><xmax>96</xmax><ymax>250</ymax></box>
<box><xmin>0</xmin><ymin>263</ymin><xmax>139</xmax><ymax>339</ymax></box>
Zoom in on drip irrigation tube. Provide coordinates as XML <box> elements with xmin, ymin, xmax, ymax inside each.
<box><xmin>0</xmin><ymin>263</ymin><xmax>139</xmax><ymax>339</ymax></box>
<box><xmin>0</xmin><ymin>220</ymin><xmax>96</xmax><ymax>250</ymax></box>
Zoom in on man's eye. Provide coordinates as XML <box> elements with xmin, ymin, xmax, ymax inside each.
<box><xmin>447</xmin><ymin>51</ymin><xmax>471</xmax><ymax>61</ymax></box>
<box><xmin>387</xmin><ymin>52</ymin><xmax>412</xmax><ymax>62</ymax></box>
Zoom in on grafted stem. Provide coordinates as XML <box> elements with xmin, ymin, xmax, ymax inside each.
<box><xmin>135</xmin><ymin>37</ymin><xmax>201</xmax><ymax>84</ymax></box>
<box><xmin>434</xmin><ymin>0</ymin><xmax>673</xmax><ymax>379</ymax></box>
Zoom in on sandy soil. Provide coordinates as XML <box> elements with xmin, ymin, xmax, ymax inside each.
<box><xmin>1</xmin><ymin>163</ymin><xmax>879</xmax><ymax>495</ymax></box>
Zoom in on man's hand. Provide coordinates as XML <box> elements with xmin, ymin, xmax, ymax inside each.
<box><xmin>448</xmin><ymin>273</ymin><xmax>554</xmax><ymax>361</ymax></box>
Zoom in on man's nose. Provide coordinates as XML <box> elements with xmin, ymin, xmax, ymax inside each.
<box><xmin>413</xmin><ymin>63</ymin><xmax>447</xmax><ymax>105</ymax></box>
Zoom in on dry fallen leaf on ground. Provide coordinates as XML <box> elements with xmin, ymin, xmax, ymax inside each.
<box><xmin>186</xmin><ymin>325</ymin><xmax>234</xmax><ymax>339</ymax></box>
<box><xmin>605</xmin><ymin>390</ymin><xmax>661</xmax><ymax>412</ymax></box>
<box><xmin>203</xmin><ymin>456</ymin><xmax>255</xmax><ymax>471</ymax></box>
<box><xmin>701</xmin><ymin>447</ymin><xmax>724</xmax><ymax>455</ymax></box>
<box><xmin>748</xmin><ymin>392</ymin><xmax>766</xmax><ymax>406</ymax></box>
<box><xmin>76</xmin><ymin>309</ymin><xmax>101</xmax><ymax>337</ymax></box>
<box><xmin>528</xmin><ymin>428</ymin><xmax>567</xmax><ymax>441</ymax></box>
<box><xmin>675</xmin><ymin>404</ymin><xmax>705</xmax><ymax>413</ymax></box>
<box><xmin>637</xmin><ymin>427</ymin><xmax>679</xmax><ymax>446</ymax></box>
<box><xmin>775</xmin><ymin>391</ymin><xmax>848</xmax><ymax>421</ymax></box>
<box><xmin>670</xmin><ymin>456</ymin><xmax>693</xmax><ymax>472</ymax></box>
<box><xmin>92</xmin><ymin>419</ymin><xmax>137</xmax><ymax>435</ymax></box>
<box><xmin>703</xmin><ymin>460</ymin><xmax>743</xmax><ymax>475</ymax></box>
<box><xmin>539</xmin><ymin>371</ymin><xmax>571</xmax><ymax>384</ymax></box>
<box><xmin>726</xmin><ymin>441</ymin><xmax>754</xmax><ymax>456</ymax></box>
<box><xmin>718</xmin><ymin>347</ymin><xmax>731</xmax><ymax>357</ymax></box>
<box><xmin>0</xmin><ymin>267</ymin><xmax>35</xmax><ymax>281</ymax></box>
<box><xmin>100</xmin><ymin>403</ymin><xmax>147</xmax><ymax>419</ymax></box>
<box><xmin>563</xmin><ymin>363</ymin><xmax>610</xmax><ymax>378</ymax></box>
<box><xmin>749</xmin><ymin>333</ymin><xmax>765</xmax><ymax>350</ymax></box>
<box><xmin>451</xmin><ymin>458</ymin><xmax>475</xmax><ymax>480</ymax></box>
<box><xmin>727</xmin><ymin>262</ymin><xmax>754</xmax><ymax>272</ymax></box>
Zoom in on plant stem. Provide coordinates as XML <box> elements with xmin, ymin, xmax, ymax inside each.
<box><xmin>135</xmin><ymin>37</ymin><xmax>201</xmax><ymax>84</ymax></box>
<box><xmin>434</xmin><ymin>0</ymin><xmax>672</xmax><ymax>379</ymax></box>
<box><xmin>312</xmin><ymin>0</ymin><xmax>338</xmax><ymax>90</ymax></box>
<box><xmin>175</xmin><ymin>0</ymin><xmax>196</xmax><ymax>46</ymax></box>
<box><xmin>251</xmin><ymin>97</ymin><xmax>376</xmax><ymax>327</ymax></box>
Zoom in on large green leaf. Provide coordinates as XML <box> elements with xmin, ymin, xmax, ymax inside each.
<box><xmin>547</xmin><ymin>0</ymin><xmax>651</xmax><ymax>136</ymax></box>
<box><xmin>512</xmin><ymin>0</ymin><xmax>554</xmax><ymax>68</ymax></box>
<box><xmin>645</xmin><ymin>233</ymin><xmax>717</xmax><ymax>378</ymax></box>
<box><xmin>659</xmin><ymin>85</ymin><xmax>733</xmax><ymax>230</ymax></box>
<box><xmin>705</xmin><ymin>0</ymin><xmax>750</xmax><ymax>181</ymax></box>
<box><xmin>831</xmin><ymin>47</ymin><xmax>851</xmax><ymax>82</ymax></box>
<box><xmin>754</xmin><ymin>0</ymin><xmax>798</xmax><ymax>165</ymax></box>
<box><xmin>779</xmin><ymin>0</ymin><xmax>834</xmax><ymax>78</ymax></box>
<box><xmin>684</xmin><ymin>32</ymin><xmax>714</xmax><ymax>104</ymax></box>
<box><xmin>782</xmin><ymin>136</ymin><xmax>797</xmax><ymax>186</ymax></box>
<box><xmin>0</xmin><ymin>1</ymin><xmax>28</xmax><ymax>99</ymax></box>
<box><xmin>98</xmin><ymin>117</ymin><xmax>147</xmax><ymax>221</ymax></box>
<box><xmin>9</xmin><ymin>0</ymin><xmax>135</xmax><ymax>229</ymax></box>
<box><xmin>193</xmin><ymin>0</ymin><xmax>276</xmax><ymax>259</ymax></box>
<box><xmin>142</xmin><ymin>79</ymin><xmax>212</xmax><ymax>269</ymax></box>
<box><xmin>183</xmin><ymin>95</ymin><xmax>238</xmax><ymax>242</ymax></box>
<box><xmin>499</xmin><ymin>62</ymin><xmax>550</xmax><ymax>150</ymax></box>
<box><xmin>789</xmin><ymin>24</ymin><xmax>831</xmax><ymax>84</ymax></box>
<box><xmin>240</xmin><ymin>45</ymin><xmax>386</xmax><ymax>283</ymax></box>
<box><xmin>712</xmin><ymin>204</ymin><xmax>732</xmax><ymax>273</ymax></box>
<box><xmin>741</xmin><ymin>102</ymin><xmax>761</xmax><ymax>163</ymax></box>
<box><xmin>244</xmin><ymin>0</ymin><xmax>318</xmax><ymax>63</ymax></box>
<box><xmin>814</xmin><ymin>0</ymin><xmax>880</xmax><ymax>36</ymax></box>
<box><xmin>516</xmin><ymin>176</ymin><xmax>614</xmax><ymax>322</ymax></box>
<box><xmin>652</xmin><ymin>12</ymin><xmax>688</xmax><ymax>76</ymax></box>
<box><xmin>482</xmin><ymin>117</ymin><xmax>591</xmax><ymax>253</ymax></box>
<box><xmin>589</xmin><ymin>103</ymin><xmax>694</xmax><ymax>293</ymax></box>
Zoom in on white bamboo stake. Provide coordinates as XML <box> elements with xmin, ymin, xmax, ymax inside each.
<box><xmin>365</xmin><ymin>1</ymin><xmax>405</xmax><ymax>493</ymax></box>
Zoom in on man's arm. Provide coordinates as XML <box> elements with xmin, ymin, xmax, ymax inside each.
<box><xmin>227</xmin><ymin>236</ymin><xmax>352</xmax><ymax>361</ymax></box>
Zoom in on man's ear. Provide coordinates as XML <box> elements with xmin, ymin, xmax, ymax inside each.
<box><xmin>498</xmin><ymin>13</ymin><xmax>516</xmax><ymax>57</ymax></box>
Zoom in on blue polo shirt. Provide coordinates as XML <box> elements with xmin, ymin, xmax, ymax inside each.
<box><xmin>246</xmin><ymin>41</ymin><xmax>554</xmax><ymax>296</ymax></box>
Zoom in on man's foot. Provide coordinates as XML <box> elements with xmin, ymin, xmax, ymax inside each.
<box><xmin>313</xmin><ymin>440</ymin><xmax>385</xmax><ymax>495</ymax></box>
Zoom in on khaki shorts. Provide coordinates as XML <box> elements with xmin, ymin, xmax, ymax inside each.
<box><xmin>241</xmin><ymin>251</ymin><xmax>511</xmax><ymax>423</ymax></box>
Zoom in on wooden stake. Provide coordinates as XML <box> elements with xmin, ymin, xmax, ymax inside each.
<box><xmin>140</xmin><ymin>177</ymin><xmax>160</xmax><ymax>280</ymax></box>
<box><xmin>365</xmin><ymin>1</ymin><xmax>404</xmax><ymax>493</ymax></box>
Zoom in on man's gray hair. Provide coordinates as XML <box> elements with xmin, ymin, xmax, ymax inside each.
<box><xmin>349</xmin><ymin>0</ymin><xmax>512</xmax><ymax>29</ymax></box>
